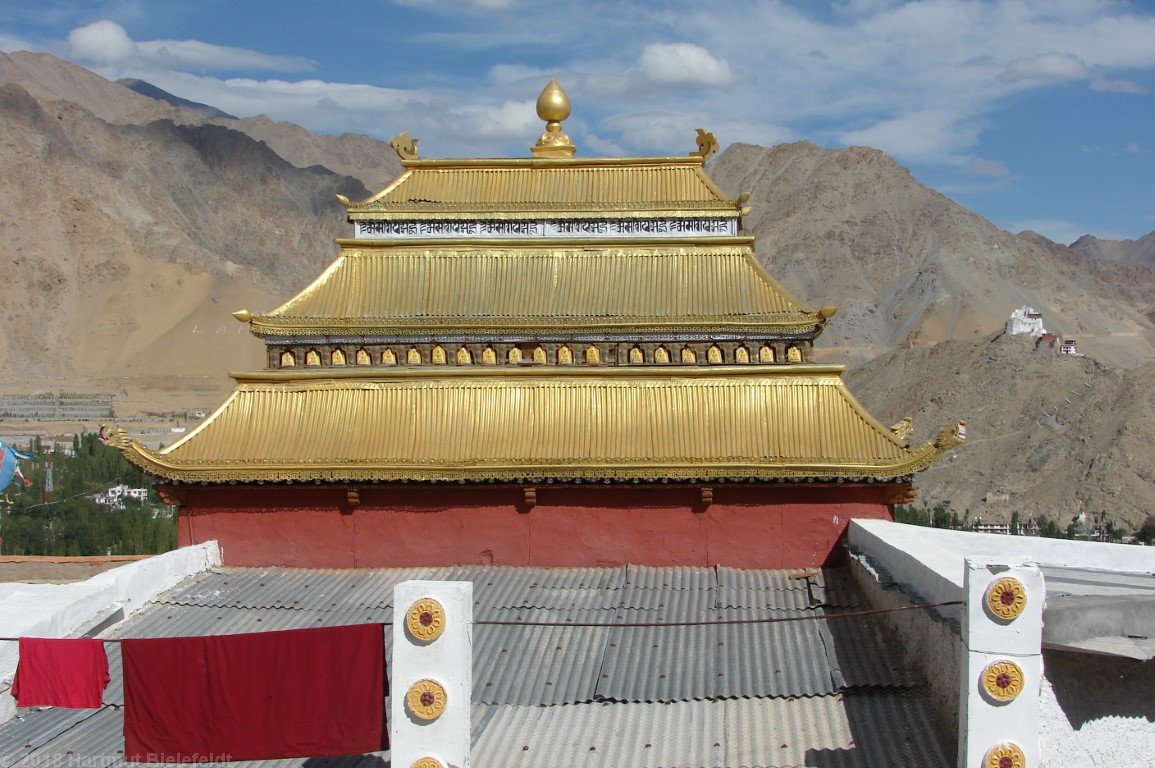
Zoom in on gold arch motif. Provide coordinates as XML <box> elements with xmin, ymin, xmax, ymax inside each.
<box><xmin>735</xmin><ymin>346</ymin><xmax>750</xmax><ymax>363</ymax></box>
<box><xmin>431</xmin><ymin>346</ymin><xmax>447</xmax><ymax>365</ymax></box>
<box><xmin>508</xmin><ymin>347</ymin><xmax>523</xmax><ymax>364</ymax></box>
<box><xmin>533</xmin><ymin>346</ymin><xmax>547</xmax><ymax>364</ymax></box>
<box><xmin>383</xmin><ymin>349</ymin><xmax>397</xmax><ymax>366</ymax></box>
<box><xmin>680</xmin><ymin>347</ymin><xmax>696</xmax><ymax>364</ymax></box>
<box><xmin>628</xmin><ymin>346</ymin><xmax>644</xmax><ymax>364</ymax></box>
<box><xmin>355</xmin><ymin>349</ymin><xmax>371</xmax><ymax>366</ymax></box>
<box><xmin>654</xmin><ymin>346</ymin><xmax>670</xmax><ymax>364</ymax></box>
<box><xmin>557</xmin><ymin>345</ymin><xmax>572</xmax><ymax>365</ymax></box>
<box><xmin>707</xmin><ymin>345</ymin><xmax>723</xmax><ymax>364</ymax></box>
<box><xmin>787</xmin><ymin>346</ymin><xmax>803</xmax><ymax>363</ymax></box>
<box><xmin>585</xmin><ymin>346</ymin><xmax>601</xmax><ymax>365</ymax></box>
<box><xmin>759</xmin><ymin>345</ymin><xmax>775</xmax><ymax>363</ymax></box>
<box><xmin>481</xmin><ymin>346</ymin><xmax>497</xmax><ymax>365</ymax></box>
<box><xmin>331</xmin><ymin>349</ymin><xmax>346</xmax><ymax>366</ymax></box>
<box><xmin>406</xmin><ymin>347</ymin><xmax>421</xmax><ymax>365</ymax></box>
<box><xmin>280</xmin><ymin>351</ymin><xmax>295</xmax><ymax>367</ymax></box>
<box><xmin>456</xmin><ymin>347</ymin><xmax>472</xmax><ymax>365</ymax></box>
<box><xmin>305</xmin><ymin>349</ymin><xmax>321</xmax><ymax>367</ymax></box>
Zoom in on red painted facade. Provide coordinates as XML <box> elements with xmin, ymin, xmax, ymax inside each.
<box><xmin>172</xmin><ymin>484</ymin><xmax>897</xmax><ymax>569</ymax></box>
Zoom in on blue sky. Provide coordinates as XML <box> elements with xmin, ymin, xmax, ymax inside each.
<box><xmin>1</xmin><ymin>0</ymin><xmax>1153</xmax><ymax>244</ymax></box>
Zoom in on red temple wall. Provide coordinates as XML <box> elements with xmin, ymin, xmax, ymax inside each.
<box><xmin>174</xmin><ymin>485</ymin><xmax>896</xmax><ymax>569</ymax></box>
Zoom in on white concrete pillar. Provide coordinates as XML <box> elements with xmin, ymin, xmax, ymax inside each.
<box><xmin>391</xmin><ymin>580</ymin><xmax>473</xmax><ymax>768</ymax></box>
<box><xmin>959</xmin><ymin>557</ymin><xmax>1043</xmax><ymax>768</ymax></box>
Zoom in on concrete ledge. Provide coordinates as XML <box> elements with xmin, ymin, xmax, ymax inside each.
<box><xmin>847</xmin><ymin>519</ymin><xmax>965</xmax><ymax>605</ymax></box>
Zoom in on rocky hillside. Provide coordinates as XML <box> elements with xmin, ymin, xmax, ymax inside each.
<box><xmin>1070</xmin><ymin>232</ymin><xmax>1155</xmax><ymax>266</ymax></box>
<box><xmin>0</xmin><ymin>81</ymin><xmax>366</xmax><ymax>394</ymax></box>
<box><xmin>711</xmin><ymin>143</ymin><xmax>1155</xmax><ymax>369</ymax></box>
<box><xmin>0</xmin><ymin>51</ymin><xmax>402</xmax><ymax>191</ymax></box>
<box><xmin>848</xmin><ymin>333</ymin><xmax>1155</xmax><ymax>531</ymax></box>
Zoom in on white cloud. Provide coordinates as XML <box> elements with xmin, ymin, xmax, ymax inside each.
<box><xmin>68</xmin><ymin>20</ymin><xmax>137</xmax><ymax>66</ymax></box>
<box><xmin>635</xmin><ymin>43</ymin><xmax>734</xmax><ymax>88</ymax></box>
<box><xmin>999</xmin><ymin>53</ymin><xmax>1092</xmax><ymax>83</ymax></box>
<box><xmin>962</xmin><ymin>157</ymin><xmax>1011</xmax><ymax>178</ymax></box>
<box><xmin>67</xmin><ymin>20</ymin><xmax>312</xmax><ymax>73</ymax></box>
<box><xmin>0</xmin><ymin>32</ymin><xmax>34</xmax><ymax>53</ymax></box>
<box><xmin>840</xmin><ymin>110</ymin><xmax>985</xmax><ymax>163</ymax></box>
<box><xmin>1091</xmin><ymin>78</ymin><xmax>1147</xmax><ymax>94</ymax></box>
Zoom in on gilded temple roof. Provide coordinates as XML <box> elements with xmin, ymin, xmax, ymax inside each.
<box><xmin>111</xmin><ymin>366</ymin><xmax>959</xmax><ymax>483</ymax></box>
<box><xmin>251</xmin><ymin>239</ymin><xmax>821</xmax><ymax>337</ymax></box>
<box><xmin>344</xmin><ymin>156</ymin><xmax>739</xmax><ymax>221</ymax></box>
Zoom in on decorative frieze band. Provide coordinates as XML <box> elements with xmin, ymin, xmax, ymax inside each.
<box><xmin>353</xmin><ymin>217</ymin><xmax>737</xmax><ymax>239</ymax></box>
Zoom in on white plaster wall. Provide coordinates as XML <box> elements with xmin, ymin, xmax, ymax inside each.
<box><xmin>0</xmin><ymin>542</ymin><xmax>221</xmax><ymax>723</ymax></box>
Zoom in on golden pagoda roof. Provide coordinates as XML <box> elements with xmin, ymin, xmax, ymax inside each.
<box><xmin>251</xmin><ymin>238</ymin><xmax>821</xmax><ymax>337</ymax></box>
<box><xmin>106</xmin><ymin>366</ymin><xmax>960</xmax><ymax>483</ymax></box>
<box><xmin>344</xmin><ymin>156</ymin><xmax>739</xmax><ymax>221</ymax></box>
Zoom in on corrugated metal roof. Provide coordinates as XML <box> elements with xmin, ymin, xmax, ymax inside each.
<box><xmin>346</xmin><ymin>162</ymin><xmax>736</xmax><ymax>219</ymax></box>
<box><xmin>1</xmin><ymin>565</ymin><xmax>951</xmax><ymax>766</ymax></box>
<box><xmin>472</xmin><ymin>693</ymin><xmax>951</xmax><ymax>768</ymax></box>
<box><xmin>257</xmin><ymin>243</ymin><xmax>813</xmax><ymax>333</ymax></box>
<box><xmin>123</xmin><ymin>368</ymin><xmax>940</xmax><ymax>484</ymax></box>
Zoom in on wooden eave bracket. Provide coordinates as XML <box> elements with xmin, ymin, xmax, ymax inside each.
<box><xmin>696</xmin><ymin>486</ymin><xmax>713</xmax><ymax>511</ymax></box>
<box><xmin>345</xmin><ymin>487</ymin><xmax>361</xmax><ymax>511</ymax></box>
<box><xmin>521</xmin><ymin>487</ymin><xmax>537</xmax><ymax>513</ymax></box>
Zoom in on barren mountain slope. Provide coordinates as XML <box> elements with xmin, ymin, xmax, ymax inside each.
<box><xmin>0</xmin><ymin>83</ymin><xmax>366</xmax><ymax>396</ymax></box>
<box><xmin>1069</xmin><ymin>231</ymin><xmax>1155</xmax><ymax>266</ymax></box>
<box><xmin>0</xmin><ymin>51</ymin><xmax>401</xmax><ymax>192</ymax></box>
<box><xmin>710</xmin><ymin>142</ymin><xmax>1155</xmax><ymax>368</ymax></box>
<box><xmin>848</xmin><ymin>332</ymin><xmax>1155</xmax><ymax>531</ymax></box>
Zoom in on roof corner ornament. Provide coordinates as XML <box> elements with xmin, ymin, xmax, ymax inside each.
<box><xmin>690</xmin><ymin>128</ymin><xmax>719</xmax><ymax>160</ymax></box>
<box><xmin>98</xmin><ymin>424</ymin><xmax>132</xmax><ymax>449</ymax></box>
<box><xmin>932</xmin><ymin>420</ymin><xmax>967</xmax><ymax>451</ymax></box>
<box><xmin>335</xmin><ymin>194</ymin><xmax>351</xmax><ymax>207</ymax></box>
<box><xmin>232</xmin><ymin>309</ymin><xmax>252</xmax><ymax>323</ymax></box>
<box><xmin>531</xmin><ymin>79</ymin><xmax>576</xmax><ymax>159</ymax></box>
<box><xmin>390</xmin><ymin>131</ymin><xmax>419</xmax><ymax>161</ymax></box>
<box><xmin>890</xmin><ymin>416</ymin><xmax>914</xmax><ymax>445</ymax></box>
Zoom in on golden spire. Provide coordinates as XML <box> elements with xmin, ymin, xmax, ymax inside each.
<box><xmin>531</xmin><ymin>79</ymin><xmax>575</xmax><ymax>158</ymax></box>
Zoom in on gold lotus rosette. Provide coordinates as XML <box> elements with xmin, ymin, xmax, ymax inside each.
<box><xmin>406</xmin><ymin>597</ymin><xmax>446</xmax><ymax>642</ymax></box>
<box><xmin>980</xmin><ymin>659</ymin><xmax>1025</xmax><ymax>702</ymax></box>
<box><xmin>985</xmin><ymin>576</ymin><xmax>1028</xmax><ymax>622</ymax></box>
<box><xmin>411</xmin><ymin>758</ymin><xmax>444</xmax><ymax>768</ymax></box>
<box><xmin>984</xmin><ymin>741</ymin><xmax>1026</xmax><ymax>768</ymax></box>
<box><xmin>406</xmin><ymin>678</ymin><xmax>448</xmax><ymax>721</ymax></box>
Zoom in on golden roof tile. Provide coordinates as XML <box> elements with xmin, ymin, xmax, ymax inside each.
<box><xmin>112</xmin><ymin>366</ymin><xmax>960</xmax><ymax>483</ymax></box>
<box><xmin>252</xmin><ymin>239</ymin><xmax>820</xmax><ymax>337</ymax></box>
<box><xmin>345</xmin><ymin>157</ymin><xmax>738</xmax><ymax>220</ymax></box>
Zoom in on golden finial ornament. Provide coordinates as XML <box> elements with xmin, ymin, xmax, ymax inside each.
<box><xmin>532</xmin><ymin>79</ymin><xmax>575</xmax><ymax>158</ymax></box>
<box><xmin>232</xmin><ymin>309</ymin><xmax>252</xmax><ymax>323</ymax></box>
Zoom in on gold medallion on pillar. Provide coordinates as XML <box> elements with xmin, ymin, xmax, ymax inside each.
<box><xmin>983</xmin><ymin>741</ymin><xmax>1026</xmax><ymax>768</ymax></box>
<box><xmin>406</xmin><ymin>597</ymin><xmax>447</xmax><ymax>642</ymax></box>
<box><xmin>411</xmin><ymin>758</ymin><xmax>444</xmax><ymax>768</ymax></box>
<box><xmin>980</xmin><ymin>659</ymin><xmax>1025</xmax><ymax>702</ymax></box>
<box><xmin>406</xmin><ymin>678</ymin><xmax>448</xmax><ymax>721</ymax></box>
<box><xmin>985</xmin><ymin>576</ymin><xmax>1027</xmax><ymax>621</ymax></box>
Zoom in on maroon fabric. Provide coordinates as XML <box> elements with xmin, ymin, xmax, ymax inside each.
<box><xmin>122</xmin><ymin>623</ymin><xmax>387</xmax><ymax>763</ymax></box>
<box><xmin>11</xmin><ymin>637</ymin><xmax>110</xmax><ymax>708</ymax></box>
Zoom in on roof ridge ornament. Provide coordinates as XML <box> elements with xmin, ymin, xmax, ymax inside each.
<box><xmin>531</xmin><ymin>79</ymin><xmax>575</xmax><ymax>159</ymax></box>
<box><xmin>391</xmin><ymin>132</ymin><xmax>419</xmax><ymax>161</ymax></box>
<box><xmin>690</xmin><ymin>129</ymin><xmax>719</xmax><ymax>160</ymax></box>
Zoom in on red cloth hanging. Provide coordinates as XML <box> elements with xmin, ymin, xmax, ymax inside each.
<box><xmin>11</xmin><ymin>637</ymin><xmax>110</xmax><ymax>708</ymax></box>
<box><xmin>122</xmin><ymin>623</ymin><xmax>387</xmax><ymax>763</ymax></box>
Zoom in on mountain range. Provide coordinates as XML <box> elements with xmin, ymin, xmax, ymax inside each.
<box><xmin>0</xmin><ymin>50</ymin><xmax>1151</xmax><ymax>529</ymax></box>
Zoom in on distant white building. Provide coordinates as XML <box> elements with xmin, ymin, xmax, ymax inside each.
<box><xmin>90</xmin><ymin>484</ymin><xmax>149</xmax><ymax>509</ymax></box>
<box><xmin>1007</xmin><ymin>306</ymin><xmax>1046</xmax><ymax>337</ymax></box>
